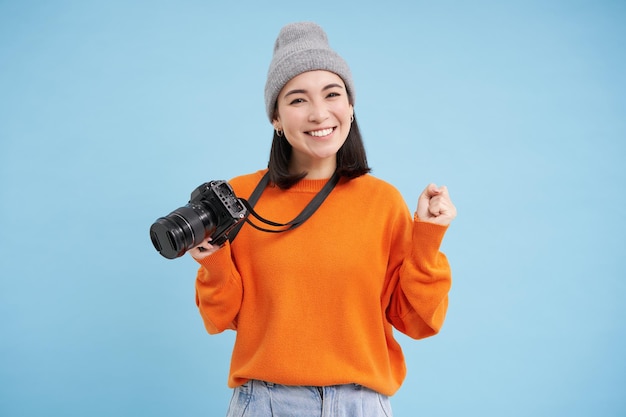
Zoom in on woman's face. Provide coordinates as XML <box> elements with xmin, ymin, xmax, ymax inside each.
<box><xmin>273</xmin><ymin>70</ymin><xmax>354</xmax><ymax>177</ymax></box>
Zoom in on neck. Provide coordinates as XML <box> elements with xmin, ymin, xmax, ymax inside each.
<box><xmin>289</xmin><ymin>156</ymin><xmax>337</xmax><ymax>179</ymax></box>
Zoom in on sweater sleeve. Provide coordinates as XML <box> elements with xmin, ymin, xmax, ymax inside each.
<box><xmin>387</xmin><ymin>216</ymin><xmax>452</xmax><ymax>339</ymax></box>
<box><xmin>194</xmin><ymin>241</ymin><xmax>243</xmax><ymax>334</ymax></box>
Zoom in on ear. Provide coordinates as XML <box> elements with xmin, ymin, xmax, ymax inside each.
<box><xmin>272</xmin><ymin>117</ymin><xmax>282</xmax><ymax>131</ymax></box>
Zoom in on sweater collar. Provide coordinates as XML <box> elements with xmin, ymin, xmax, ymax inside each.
<box><xmin>289</xmin><ymin>177</ymin><xmax>335</xmax><ymax>193</ymax></box>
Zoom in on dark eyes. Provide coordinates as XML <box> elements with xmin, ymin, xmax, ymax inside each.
<box><xmin>289</xmin><ymin>92</ymin><xmax>341</xmax><ymax>105</ymax></box>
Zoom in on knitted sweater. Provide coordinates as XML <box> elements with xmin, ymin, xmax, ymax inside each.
<box><xmin>195</xmin><ymin>170</ymin><xmax>452</xmax><ymax>396</ymax></box>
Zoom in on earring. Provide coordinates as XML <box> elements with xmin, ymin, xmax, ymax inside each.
<box><xmin>275</xmin><ymin>129</ymin><xmax>283</xmax><ymax>137</ymax></box>
<box><xmin>350</xmin><ymin>114</ymin><xmax>354</xmax><ymax>123</ymax></box>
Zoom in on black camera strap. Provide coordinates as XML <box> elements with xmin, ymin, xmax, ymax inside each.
<box><xmin>228</xmin><ymin>171</ymin><xmax>340</xmax><ymax>242</ymax></box>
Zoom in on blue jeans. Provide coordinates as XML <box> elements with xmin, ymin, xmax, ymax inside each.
<box><xmin>225</xmin><ymin>380</ymin><xmax>393</xmax><ymax>417</ymax></box>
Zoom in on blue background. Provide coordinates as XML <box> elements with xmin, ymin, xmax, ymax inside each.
<box><xmin>1</xmin><ymin>1</ymin><xmax>624</xmax><ymax>416</ymax></box>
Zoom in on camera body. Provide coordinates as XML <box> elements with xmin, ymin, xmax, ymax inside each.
<box><xmin>150</xmin><ymin>181</ymin><xmax>248</xmax><ymax>259</ymax></box>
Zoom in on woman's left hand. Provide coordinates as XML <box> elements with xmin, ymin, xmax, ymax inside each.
<box><xmin>416</xmin><ymin>184</ymin><xmax>457</xmax><ymax>226</ymax></box>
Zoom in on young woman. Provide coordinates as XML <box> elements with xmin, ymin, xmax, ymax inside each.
<box><xmin>190</xmin><ymin>22</ymin><xmax>456</xmax><ymax>417</ymax></box>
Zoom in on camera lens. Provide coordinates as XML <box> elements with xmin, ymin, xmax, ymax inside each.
<box><xmin>150</xmin><ymin>204</ymin><xmax>217</xmax><ymax>259</ymax></box>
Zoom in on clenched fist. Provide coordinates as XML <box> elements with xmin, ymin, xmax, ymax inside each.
<box><xmin>416</xmin><ymin>184</ymin><xmax>457</xmax><ymax>226</ymax></box>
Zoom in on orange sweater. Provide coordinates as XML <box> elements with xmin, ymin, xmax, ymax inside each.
<box><xmin>195</xmin><ymin>170</ymin><xmax>451</xmax><ymax>396</ymax></box>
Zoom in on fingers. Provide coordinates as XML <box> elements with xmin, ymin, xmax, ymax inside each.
<box><xmin>423</xmin><ymin>184</ymin><xmax>450</xmax><ymax>198</ymax></box>
<box><xmin>425</xmin><ymin>183</ymin><xmax>442</xmax><ymax>197</ymax></box>
<box><xmin>428</xmin><ymin>191</ymin><xmax>452</xmax><ymax>216</ymax></box>
<box><xmin>189</xmin><ymin>238</ymin><xmax>219</xmax><ymax>260</ymax></box>
<box><xmin>428</xmin><ymin>186</ymin><xmax>450</xmax><ymax>214</ymax></box>
<box><xmin>416</xmin><ymin>183</ymin><xmax>457</xmax><ymax>225</ymax></box>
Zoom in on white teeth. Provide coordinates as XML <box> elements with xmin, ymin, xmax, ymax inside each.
<box><xmin>309</xmin><ymin>128</ymin><xmax>333</xmax><ymax>137</ymax></box>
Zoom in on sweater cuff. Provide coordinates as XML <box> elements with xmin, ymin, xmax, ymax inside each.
<box><xmin>196</xmin><ymin>242</ymin><xmax>233</xmax><ymax>284</ymax></box>
<box><xmin>413</xmin><ymin>214</ymin><xmax>449</xmax><ymax>232</ymax></box>
<box><xmin>412</xmin><ymin>216</ymin><xmax>449</xmax><ymax>252</ymax></box>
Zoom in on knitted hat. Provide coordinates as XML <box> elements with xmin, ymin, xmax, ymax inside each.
<box><xmin>264</xmin><ymin>22</ymin><xmax>355</xmax><ymax>121</ymax></box>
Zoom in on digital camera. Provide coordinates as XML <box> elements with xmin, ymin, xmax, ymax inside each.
<box><xmin>150</xmin><ymin>181</ymin><xmax>248</xmax><ymax>259</ymax></box>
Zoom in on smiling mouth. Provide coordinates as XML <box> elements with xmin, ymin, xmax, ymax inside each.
<box><xmin>307</xmin><ymin>127</ymin><xmax>335</xmax><ymax>137</ymax></box>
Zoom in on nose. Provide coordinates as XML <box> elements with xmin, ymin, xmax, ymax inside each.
<box><xmin>308</xmin><ymin>100</ymin><xmax>329</xmax><ymax>123</ymax></box>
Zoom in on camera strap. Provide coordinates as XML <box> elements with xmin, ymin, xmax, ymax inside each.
<box><xmin>228</xmin><ymin>171</ymin><xmax>340</xmax><ymax>242</ymax></box>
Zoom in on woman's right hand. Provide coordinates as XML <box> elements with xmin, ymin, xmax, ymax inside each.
<box><xmin>189</xmin><ymin>238</ymin><xmax>220</xmax><ymax>260</ymax></box>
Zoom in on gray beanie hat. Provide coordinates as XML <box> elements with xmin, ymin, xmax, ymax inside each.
<box><xmin>264</xmin><ymin>22</ymin><xmax>355</xmax><ymax>121</ymax></box>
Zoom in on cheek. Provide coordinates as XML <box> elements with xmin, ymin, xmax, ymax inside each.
<box><xmin>276</xmin><ymin>110</ymin><xmax>302</xmax><ymax>131</ymax></box>
<box><xmin>336</xmin><ymin>102</ymin><xmax>353</xmax><ymax>120</ymax></box>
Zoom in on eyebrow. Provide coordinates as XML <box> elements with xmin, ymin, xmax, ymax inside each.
<box><xmin>283</xmin><ymin>83</ymin><xmax>345</xmax><ymax>97</ymax></box>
